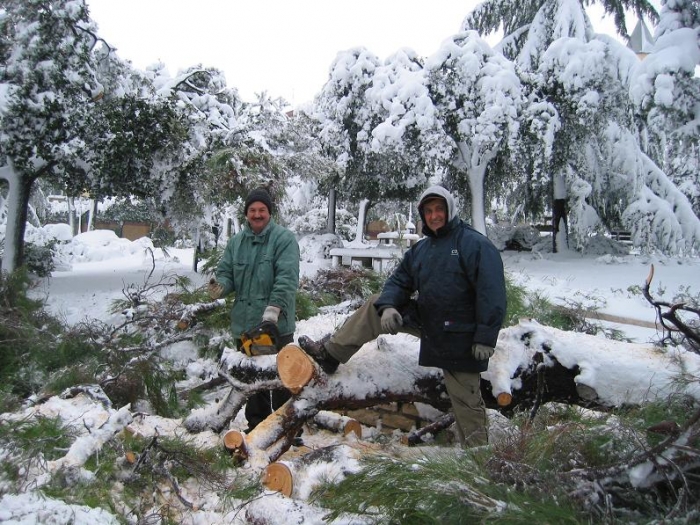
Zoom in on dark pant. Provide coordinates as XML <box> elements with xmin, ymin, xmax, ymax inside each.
<box><xmin>242</xmin><ymin>332</ymin><xmax>294</xmax><ymax>431</ymax></box>
<box><xmin>244</xmin><ymin>389</ymin><xmax>292</xmax><ymax>430</ymax></box>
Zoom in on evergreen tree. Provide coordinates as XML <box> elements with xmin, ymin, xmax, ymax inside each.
<box><xmin>631</xmin><ymin>0</ymin><xmax>700</xmax><ymax>217</ymax></box>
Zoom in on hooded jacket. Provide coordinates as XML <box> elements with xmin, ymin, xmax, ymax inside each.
<box><xmin>215</xmin><ymin>218</ymin><xmax>299</xmax><ymax>338</ymax></box>
<box><xmin>375</xmin><ymin>185</ymin><xmax>506</xmax><ymax>372</ymax></box>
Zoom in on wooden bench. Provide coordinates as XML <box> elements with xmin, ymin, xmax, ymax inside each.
<box><xmin>610</xmin><ymin>230</ymin><xmax>632</xmax><ymax>245</ymax></box>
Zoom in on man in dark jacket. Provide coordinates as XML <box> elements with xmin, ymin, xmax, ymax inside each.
<box><xmin>210</xmin><ymin>187</ymin><xmax>300</xmax><ymax>431</ymax></box>
<box><xmin>299</xmin><ymin>185</ymin><xmax>506</xmax><ymax>447</ymax></box>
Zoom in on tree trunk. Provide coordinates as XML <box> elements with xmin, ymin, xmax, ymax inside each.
<box><xmin>327</xmin><ymin>188</ymin><xmax>336</xmax><ymax>234</ymax></box>
<box><xmin>456</xmin><ymin>141</ymin><xmax>495</xmax><ymax>236</ymax></box>
<box><xmin>552</xmin><ymin>172</ymin><xmax>568</xmax><ymax>253</ymax></box>
<box><xmin>0</xmin><ymin>163</ymin><xmax>35</xmax><ymax>274</ymax></box>
<box><xmin>87</xmin><ymin>197</ymin><xmax>98</xmax><ymax>232</ymax></box>
<box><xmin>183</xmin><ymin>322</ymin><xmax>695</xmax><ymax>472</ymax></box>
<box><xmin>352</xmin><ymin>198</ymin><xmax>370</xmax><ymax>244</ymax></box>
<box><xmin>67</xmin><ymin>196</ymin><xmax>78</xmax><ymax>236</ymax></box>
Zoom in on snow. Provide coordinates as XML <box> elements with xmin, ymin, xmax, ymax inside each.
<box><xmin>0</xmin><ymin>229</ymin><xmax>696</xmax><ymax>523</ymax></box>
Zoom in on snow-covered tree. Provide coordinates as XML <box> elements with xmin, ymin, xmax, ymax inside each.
<box><xmin>462</xmin><ymin>0</ymin><xmax>659</xmax><ymax>63</ymax></box>
<box><xmin>425</xmin><ymin>31</ymin><xmax>525</xmax><ymax>234</ymax></box>
<box><xmin>316</xmin><ymin>38</ymin><xmax>525</xmax><ymax>237</ymax></box>
<box><xmin>315</xmin><ymin>47</ymin><xmax>383</xmax><ymax>203</ymax></box>
<box><xmin>141</xmin><ymin>64</ymin><xmax>252</xmax><ymax>236</ymax></box>
<box><xmin>362</xmin><ymin>48</ymin><xmax>442</xmax><ymax>200</ymax></box>
<box><xmin>630</xmin><ymin>0</ymin><xmax>700</xmax><ymax>217</ymax></box>
<box><xmin>0</xmin><ymin>0</ymin><xmax>199</xmax><ymax>272</ymax></box>
<box><xmin>462</xmin><ymin>0</ymin><xmax>700</xmax><ymax>254</ymax></box>
<box><xmin>0</xmin><ymin>0</ymin><xmax>104</xmax><ymax>273</ymax></box>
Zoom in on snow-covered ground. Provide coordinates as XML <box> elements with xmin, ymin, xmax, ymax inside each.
<box><xmin>32</xmin><ymin>230</ymin><xmax>699</xmax><ymax>343</ymax></box>
<box><xmin>2</xmin><ymin>229</ymin><xmax>698</xmax><ymax>524</ymax></box>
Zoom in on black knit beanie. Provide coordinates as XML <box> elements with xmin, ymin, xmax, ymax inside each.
<box><xmin>244</xmin><ymin>188</ymin><xmax>273</xmax><ymax>215</ymax></box>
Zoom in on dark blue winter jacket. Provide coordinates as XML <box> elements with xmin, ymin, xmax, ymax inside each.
<box><xmin>375</xmin><ymin>188</ymin><xmax>506</xmax><ymax>372</ymax></box>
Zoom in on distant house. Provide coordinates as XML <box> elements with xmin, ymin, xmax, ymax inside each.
<box><xmin>627</xmin><ymin>19</ymin><xmax>655</xmax><ymax>60</ymax></box>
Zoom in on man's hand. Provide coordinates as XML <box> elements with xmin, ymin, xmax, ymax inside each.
<box><xmin>262</xmin><ymin>305</ymin><xmax>281</xmax><ymax>324</ymax></box>
<box><xmin>208</xmin><ymin>278</ymin><xmax>224</xmax><ymax>300</ymax></box>
<box><xmin>472</xmin><ymin>344</ymin><xmax>494</xmax><ymax>361</ymax></box>
<box><xmin>380</xmin><ymin>307</ymin><xmax>403</xmax><ymax>335</ymax></box>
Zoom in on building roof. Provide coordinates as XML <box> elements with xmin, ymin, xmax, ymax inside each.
<box><xmin>627</xmin><ymin>19</ymin><xmax>655</xmax><ymax>54</ymax></box>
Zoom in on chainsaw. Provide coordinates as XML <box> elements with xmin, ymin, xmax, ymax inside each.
<box><xmin>240</xmin><ymin>321</ymin><xmax>280</xmax><ymax>356</ymax></box>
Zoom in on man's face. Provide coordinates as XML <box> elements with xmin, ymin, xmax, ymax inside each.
<box><xmin>423</xmin><ymin>198</ymin><xmax>447</xmax><ymax>234</ymax></box>
<box><xmin>246</xmin><ymin>202</ymin><xmax>271</xmax><ymax>234</ymax></box>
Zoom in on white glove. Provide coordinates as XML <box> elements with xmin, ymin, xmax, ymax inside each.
<box><xmin>472</xmin><ymin>344</ymin><xmax>494</xmax><ymax>361</ymax></box>
<box><xmin>380</xmin><ymin>307</ymin><xmax>403</xmax><ymax>335</ymax></box>
<box><xmin>262</xmin><ymin>305</ymin><xmax>281</xmax><ymax>324</ymax></box>
<box><xmin>208</xmin><ymin>278</ymin><xmax>224</xmax><ymax>300</ymax></box>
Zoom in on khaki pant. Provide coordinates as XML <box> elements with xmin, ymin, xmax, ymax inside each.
<box><xmin>324</xmin><ymin>294</ymin><xmax>488</xmax><ymax>447</ymax></box>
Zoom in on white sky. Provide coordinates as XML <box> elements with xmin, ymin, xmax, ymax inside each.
<box><xmin>85</xmin><ymin>0</ymin><xmax>649</xmax><ymax>107</ymax></box>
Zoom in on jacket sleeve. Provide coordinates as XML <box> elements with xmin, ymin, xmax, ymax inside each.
<box><xmin>471</xmin><ymin>239</ymin><xmax>507</xmax><ymax>347</ymax></box>
<box><xmin>375</xmin><ymin>248</ymin><xmax>416</xmax><ymax>313</ymax></box>
<box><xmin>268</xmin><ymin>229</ymin><xmax>300</xmax><ymax>315</ymax></box>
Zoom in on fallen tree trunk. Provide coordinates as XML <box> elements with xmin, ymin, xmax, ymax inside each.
<box><xmin>184</xmin><ymin>322</ymin><xmax>700</xmax><ymax>471</ymax></box>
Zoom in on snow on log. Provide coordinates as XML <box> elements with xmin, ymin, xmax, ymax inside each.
<box><xmin>48</xmin><ymin>405</ymin><xmax>132</xmax><ymax>473</ymax></box>
<box><xmin>0</xmin><ymin>387</ymin><xmax>133</xmax><ymax>476</ymax></box>
<box><xmin>486</xmin><ymin>319</ymin><xmax>700</xmax><ymax>410</ymax></box>
<box><xmin>221</xmin><ymin>398</ymin><xmax>310</xmax><ymax>469</ymax></box>
<box><xmin>197</xmin><ymin>319</ymin><xmax>700</xmax><ymax>469</ymax></box>
<box><xmin>278</xmin><ymin>336</ymin><xmax>450</xmax><ymax>411</ymax></box>
<box><xmin>183</xmin><ymin>350</ymin><xmax>283</xmax><ymax>433</ymax></box>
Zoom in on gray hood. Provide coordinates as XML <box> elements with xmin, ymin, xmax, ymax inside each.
<box><xmin>417</xmin><ymin>185</ymin><xmax>458</xmax><ymax>224</ymax></box>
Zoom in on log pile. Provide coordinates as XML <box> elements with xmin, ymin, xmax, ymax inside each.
<box><xmin>181</xmin><ymin>321</ymin><xmax>700</xmax><ymax>494</ymax></box>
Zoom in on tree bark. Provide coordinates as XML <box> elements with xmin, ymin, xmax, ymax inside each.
<box><xmin>327</xmin><ymin>188</ymin><xmax>336</xmax><ymax>234</ymax></box>
<box><xmin>0</xmin><ymin>162</ymin><xmax>36</xmax><ymax>273</ymax></box>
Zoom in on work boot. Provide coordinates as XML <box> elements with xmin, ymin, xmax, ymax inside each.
<box><xmin>298</xmin><ymin>334</ymin><xmax>339</xmax><ymax>374</ymax></box>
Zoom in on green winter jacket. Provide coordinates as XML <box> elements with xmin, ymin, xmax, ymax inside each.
<box><xmin>215</xmin><ymin>219</ymin><xmax>300</xmax><ymax>338</ymax></box>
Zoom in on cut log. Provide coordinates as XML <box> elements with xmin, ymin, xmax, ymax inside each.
<box><xmin>313</xmin><ymin>410</ymin><xmax>362</xmax><ymax>438</ymax></box>
<box><xmin>496</xmin><ymin>392</ymin><xmax>512</xmax><ymax>407</ymax></box>
<box><xmin>276</xmin><ymin>344</ymin><xmax>316</xmax><ymax>393</ymax></box>
<box><xmin>263</xmin><ymin>462</ymin><xmax>293</xmax><ymax>496</ymax></box>
<box><xmin>223</xmin><ymin>429</ymin><xmax>245</xmax><ymax>452</ymax></box>
<box><xmin>262</xmin><ymin>444</ymin><xmax>360</xmax><ymax>498</ymax></box>
<box><xmin>201</xmin><ymin>320</ymin><xmax>700</xmax><ymax>473</ymax></box>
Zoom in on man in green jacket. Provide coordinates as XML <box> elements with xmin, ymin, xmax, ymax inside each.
<box><xmin>209</xmin><ymin>187</ymin><xmax>300</xmax><ymax>431</ymax></box>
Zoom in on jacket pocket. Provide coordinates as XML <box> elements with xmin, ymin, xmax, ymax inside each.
<box><xmin>423</xmin><ymin>321</ymin><xmax>476</xmax><ymax>360</ymax></box>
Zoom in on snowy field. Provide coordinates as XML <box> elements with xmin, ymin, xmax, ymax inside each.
<box><xmin>29</xmin><ymin>229</ymin><xmax>699</xmax><ymax>344</ymax></box>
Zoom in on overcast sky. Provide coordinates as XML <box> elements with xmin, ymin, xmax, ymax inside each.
<box><xmin>86</xmin><ymin>0</ymin><xmax>649</xmax><ymax>107</ymax></box>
